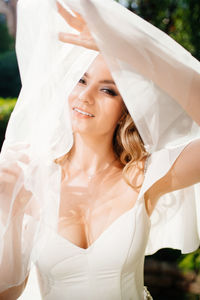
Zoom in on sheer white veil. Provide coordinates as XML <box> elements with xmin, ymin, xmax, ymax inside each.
<box><xmin>0</xmin><ymin>0</ymin><xmax>199</xmax><ymax>292</ymax></box>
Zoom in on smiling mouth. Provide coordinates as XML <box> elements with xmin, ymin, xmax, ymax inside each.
<box><xmin>73</xmin><ymin>107</ymin><xmax>95</xmax><ymax>117</ymax></box>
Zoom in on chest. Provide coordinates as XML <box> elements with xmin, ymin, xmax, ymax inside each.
<box><xmin>36</xmin><ymin>192</ymin><xmax>150</xmax><ymax>274</ymax></box>
<box><xmin>58</xmin><ymin>171</ymin><xmax>142</xmax><ymax>250</ymax></box>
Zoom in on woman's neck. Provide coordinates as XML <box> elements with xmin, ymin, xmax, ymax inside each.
<box><xmin>67</xmin><ymin>133</ymin><xmax>118</xmax><ymax>173</ymax></box>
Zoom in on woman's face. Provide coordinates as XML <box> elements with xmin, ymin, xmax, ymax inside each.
<box><xmin>68</xmin><ymin>54</ymin><xmax>124</xmax><ymax>136</ymax></box>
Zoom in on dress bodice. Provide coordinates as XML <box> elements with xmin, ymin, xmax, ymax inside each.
<box><xmin>34</xmin><ymin>196</ymin><xmax>151</xmax><ymax>300</ymax></box>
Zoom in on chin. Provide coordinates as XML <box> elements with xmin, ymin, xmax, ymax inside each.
<box><xmin>72</xmin><ymin>125</ymin><xmax>92</xmax><ymax>135</ymax></box>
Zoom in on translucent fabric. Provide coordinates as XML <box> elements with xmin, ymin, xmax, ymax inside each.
<box><xmin>0</xmin><ymin>0</ymin><xmax>200</xmax><ymax>296</ymax></box>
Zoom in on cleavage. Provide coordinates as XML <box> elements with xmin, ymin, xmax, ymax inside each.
<box><xmin>58</xmin><ymin>173</ymin><xmax>140</xmax><ymax>250</ymax></box>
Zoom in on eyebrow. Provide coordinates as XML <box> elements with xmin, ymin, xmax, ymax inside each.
<box><xmin>84</xmin><ymin>72</ymin><xmax>116</xmax><ymax>85</ymax></box>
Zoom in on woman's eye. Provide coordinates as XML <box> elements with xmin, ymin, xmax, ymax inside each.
<box><xmin>78</xmin><ymin>79</ymin><xmax>117</xmax><ymax>97</ymax></box>
<box><xmin>79</xmin><ymin>78</ymin><xmax>86</xmax><ymax>84</ymax></box>
<box><xmin>102</xmin><ymin>88</ymin><xmax>118</xmax><ymax>96</ymax></box>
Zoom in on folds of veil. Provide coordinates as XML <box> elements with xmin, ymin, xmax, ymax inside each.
<box><xmin>0</xmin><ymin>0</ymin><xmax>200</xmax><ymax>292</ymax></box>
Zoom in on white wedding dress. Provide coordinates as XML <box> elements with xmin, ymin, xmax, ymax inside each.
<box><xmin>20</xmin><ymin>195</ymin><xmax>151</xmax><ymax>300</ymax></box>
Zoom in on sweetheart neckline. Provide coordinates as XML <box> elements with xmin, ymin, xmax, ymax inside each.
<box><xmin>54</xmin><ymin>192</ymin><xmax>150</xmax><ymax>253</ymax></box>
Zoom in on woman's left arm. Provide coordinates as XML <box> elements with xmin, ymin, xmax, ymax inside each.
<box><xmin>144</xmin><ymin>139</ymin><xmax>200</xmax><ymax>214</ymax></box>
<box><xmin>165</xmin><ymin>139</ymin><xmax>200</xmax><ymax>191</ymax></box>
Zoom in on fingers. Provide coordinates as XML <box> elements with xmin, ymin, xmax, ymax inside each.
<box><xmin>58</xmin><ymin>33</ymin><xmax>88</xmax><ymax>49</ymax></box>
<box><xmin>0</xmin><ymin>161</ymin><xmax>23</xmax><ymax>179</ymax></box>
<box><xmin>4</xmin><ymin>151</ymin><xmax>30</xmax><ymax>164</ymax></box>
<box><xmin>1</xmin><ymin>142</ymin><xmax>30</xmax><ymax>157</ymax></box>
<box><xmin>0</xmin><ymin>165</ymin><xmax>21</xmax><ymax>195</ymax></box>
<box><xmin>56</xmin><ymin>1</ymin><xmax>83</xmax><ymax>32</ymax></box>
<box><xmin>0</xmin><ymin>171</ymin><xmax>18</xmax><ymax>184</ymax></box>
<box><xmin>0</xmin><ymin>143</ymin><xmax>30</xmax><ymax>188</ymax></box>
<box><xmin>7</xmin><ymin>143</ymin><xmax>30</xmax><ymax>152</ymax></box>
<box><xmin>58</xmin><ymin>33</ymin><xmax>99</xmax><ymax>51</ymax></box>
<box><xmin>58</xmin><ymin>32</ymin><xmax>90</xmax><ymax>49</ymax></box>
<box><xmin>56</xmin><ymin>1</ymin><xmax>73</xmax><ymax>23</ymax></box>
<box><xmin>1</xmin><ymin>146</ymin><xmax>30</xmax><ymax>164</ymax></box>
<box><xmin>56</xmin><ymin>1</ymin><xmax>82</xmax><ymax>19</ymax></box>
<box><xmin>58</xmin><ymin>32</ymin><xmax>80</xmax><ymax>43</ymax></box>
<box><xmin>70</xmin><ymin>9</ymin><xmax>84</xmax><ymax>20</ymax></box>
<box><xmin>0</xmin><ymin>159</ymin><xmax>28</xmax><ymax>195</ymax></box>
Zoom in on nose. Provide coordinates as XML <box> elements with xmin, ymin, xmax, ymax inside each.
<box><xmin>78</xmin><ymin>87</ymin><xmax>95</xmax><ymax>105</ymax></box>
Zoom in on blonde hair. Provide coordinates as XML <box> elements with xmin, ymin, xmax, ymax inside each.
<box><xmin>112</xmin><ymin>103</ymin><xmax>149</xmax><ymax>189</ymax></box>
<box><xmin>55</xmin><ymin>103</ymin><xmax>149</xmax><ymax>189</ymax></box>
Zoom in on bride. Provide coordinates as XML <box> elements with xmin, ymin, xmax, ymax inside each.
<box><xmin>0</xmin><ymin>0</ymin><xmax>200</xmax><ymax>299</ymax></box>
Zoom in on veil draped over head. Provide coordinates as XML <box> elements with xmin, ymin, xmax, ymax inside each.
<box><xmin>0</xmin><ymin>0</ymin><xmax>200</xmax><ymax>292</ymax></box>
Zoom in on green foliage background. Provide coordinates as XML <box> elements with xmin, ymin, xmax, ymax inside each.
<box><xmin>116</xmin><ymin>0</ymin><xmax>200</xmax><ymax>60</ymax></box>
<box><xmin>0</xmin><ymin>19</ymin><xmax>21</xmax><ymax>99</ymax></box>
<box><xmin>0</xmin><ymin>22</ymin><xmax>14</xmax><ymax>54</ymax></box>
<box><xmin>0</xmin><ymin>50</ymin><xmax>21</xmax><ymax>98</ymax></box>
<box><xmin>0</xmin><ymin>98</ymin><xmax>16</xmax><ymax>149</ymax></box>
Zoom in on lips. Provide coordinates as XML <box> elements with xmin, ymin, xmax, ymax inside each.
<box><xmin>73</xmin><ymin>107</ymin><xmax>95</xmax><ymax>117</ymax></box>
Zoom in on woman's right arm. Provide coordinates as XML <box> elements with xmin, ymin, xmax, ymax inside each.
<box><xmin>0</xmin><ymin>274</ymin><xmax>29</xmax><ymax>300</ymax></box>
<box><xmin>0</xmin><ymin>213</ymin><xmax>30</xmax><ymax>299</ymax></box>
<box><xmin>0</xmin><ymin>144</ymin><xmax>31</xmax><ymax>298</ymax></box>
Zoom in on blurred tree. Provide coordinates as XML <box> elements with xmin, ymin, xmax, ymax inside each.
<box><xmin>187</xmin><ymin>0</ymin><xmax>200</xmax><ymax>60</ymax></box>
<box><xmin>0</xmin><ymin>17</ymin><xmax>14</xmax><ymax>54</ymax></box>
<box><xmin>0</xmin><ymin>50</ymin><xmax>21</xmax><ymax>98</ymax></box>
<box><xmin>116</xmin><ymin>0</ymin><xmax>200</xmax><ymax>60</ymax></box>
<box><xmin>0</xmin><ymin>12</ymin><xmax>18</xmax><ymax>97</ymax></box>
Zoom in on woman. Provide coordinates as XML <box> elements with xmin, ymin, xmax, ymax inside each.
<box><xmin>0</xmin><ymin>0</ymin><xmax>200</xmax><ymax>299</ymax></box>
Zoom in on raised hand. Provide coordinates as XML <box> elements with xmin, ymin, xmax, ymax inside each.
<box><xmin>56</xmin><ymin>1</ymin><xmax>99</xmax><ymax>51</ymax></box>
<box><xmin>0</xmin><ymin>143</ymin><xmax>31</xmax><ymax>217</ymax></box>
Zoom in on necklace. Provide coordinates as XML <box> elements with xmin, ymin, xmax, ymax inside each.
<box><xmin>66</xmin><ymin>156</ymin><xmax>118</xmax><ymax>181</ymax></box>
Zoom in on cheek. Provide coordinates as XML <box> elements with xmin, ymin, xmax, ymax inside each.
<box><xmin>101</xmin><ymin>101</ymin><xmax>123</xmax><ymax>126</ymax></box>
<box><xmin>68</xmin><ymin>90</ymin><xmax>76</xmax><ymax>107</ymax></box>
<box><xmin>88</xmin><ymin>103</ymin><xmax>121</xmax><ymax>135</ymax></box>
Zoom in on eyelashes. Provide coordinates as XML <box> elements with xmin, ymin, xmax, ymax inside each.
<box><xmin>102</xmin><ymin>89</ymin><xmax>118</xmax><ymax>96</ymax></box>
<box><xmin>79</xmin><ymin>78</ymin><xmax>86</xmax><ymax>84</ymax></box>
<box><xmin>78</xmin><ymin>78</ymin><xmax>118</xmax><ymax>97</ymax></box>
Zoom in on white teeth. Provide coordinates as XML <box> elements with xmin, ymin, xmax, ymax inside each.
<box><xmin>74</xmin><ymin>108</ymin><xmax>94</xmax><ymax>117</ymax></box>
